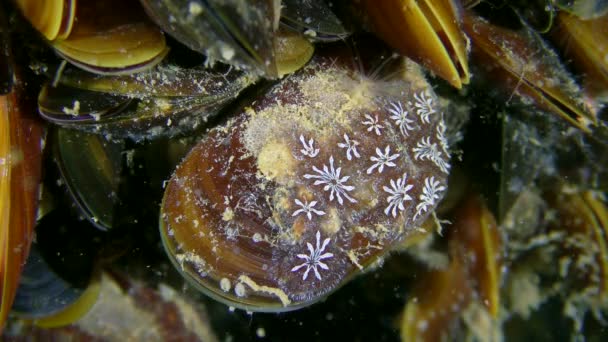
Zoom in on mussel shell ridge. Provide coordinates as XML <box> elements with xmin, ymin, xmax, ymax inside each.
<box><xmin>160</xmin><ymin>47</ymin><xmax>451</xmax><ymax>311</ymax></box>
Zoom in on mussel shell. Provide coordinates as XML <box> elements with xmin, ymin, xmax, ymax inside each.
<box><xmin>357</xmin><ymin>0</ymin><xmax>470</xmax><ymax>89</ymax></box>
<box><xmin>464</xmin><ymin>12</ymin><xmax>596</xmax><ymax>133</ymax></box>
<box><xmin>449</xmin><ymin>195</ymin><xmax>502</xmax><ymax>317</ymax></box>
<box><xmin>37</xmin><ymin>65</ymin><xmax>256</xmax><ymax>140</ymax></box>
<box><xmin>53</xmin><ymin>127</ymin><xmax>123</xmax><ymax>231</ymax></box>
<box><xmin>546</xmin><ymin>189</ymin><xmax>608</xmax><ymax>296</ymax></box>
<box><xmin>281</xmin><ymin>0</ymin><xmax>350</xmax><ymax>42</ymax></box>
<box><xmin>12</xmin><ymin>246</ymin><xmax>89</xmax><ymax>319</ymax></box>
<box><xmin>274</xmin><ymin>29</ymin><xmax>315</xmax><ymax>78</ymax></box>
<box><xmin>18</xmin><ymin>0</ymin><xmax>168</xmax><ymax>75</ymax></box>
<box><xmin>554</xmin><ymin>12</ymin><xmax>608</xmax><ymax>102</ymax></box>
<box><xmin>401</xmin><ymin>258</ymin><xmax>473</xmax><ymax>341</ymax></box>
<box><xmin>39</xmin><ymin>83</ymin><xmax>132</xmax><ymax>124</ymax></box>
<box><xmin>48</xmin><ymin>62</ymin><xmax>258</xmax><ymax>98</ymax></box>
<box><xmin>54</xmin><ymin>96</ymin><xmax>230</xmax><ymax>140</ymax></box>
<box><xmin>8</xmin><ymin>271</ymin><xmax>218</xmax><ymax>339</ymax></box>
<box><xmin>15</xmin><ymin>0</ymin><xmax>75</xmax><ymax>41</ymax></box>
<box><xmin>50</xmin><ymin>0</ymin><xmax>169</xmax><ymax>75</ymax></box>
<box><xmin>141</xmin><ymin>0</ymin><xmax>279</xmax><ymax>78</ymax></box>
<box><xmin>0</xmin><ymin>76</ymin><xmax>43</xmax><ymax>329</ymax></box>
<box><xmin>401</xmin><ymin>194</ymin><xmax>501</xmax><ymax>340</ymax></box>
<box><xmin>161</xmin><ymin>43</ymin><xmax>451</xmax><ymax>311</ymax></box>
<box><xmin>55</xmin><ymin>48</ymin><xmax>169</xmax><ymax>76</ymax></box>
<box><xmin>11</xmin><ymin>207</ymin><xmax>107</xmax><ymax>325</ymax></box>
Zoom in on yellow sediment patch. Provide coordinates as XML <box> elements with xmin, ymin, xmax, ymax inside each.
<box><xmin>222</xmin><ymin>207</ymin><xmax>234</xmax><ymax>221</ymax></box>
<box><xmin>321</xmin><ymin>207</ymin><xmax>342</xmax><ymax>236</ymax></box>
<box><xmin>257</xmin><ymin>140</ymin><xmax>296</xmax><ymax>184</ymax></box>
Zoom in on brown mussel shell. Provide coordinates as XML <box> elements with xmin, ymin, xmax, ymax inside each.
<box><xmin>401</xmin><ymin>194</ymin><xmax>502</xmax><ymax>340</ymax></box>
<box><xmin>17</xmin><ymin>0</ymin><xmax>169</xmax><ymax>75</ymax></box>
<box><xmin>160</xmin><ymin>44</ymin><xmax>451</xmax><ymax>311</ymax></box>
<box><xmin>0</xmin><ymin>77</ymin><xmax>43</xmax><ymax>330</ymax></box>
<box><xmin>554</xmin><ymin>12</ymin><xmax>608</xmax><ymax>101</ymax></box>
<box><xmin>464</xmin><ymin>12</ymin><xmax>597</xmax><ymax>133</ymax></box>
<box><xmin>357</xmin><ymin>0</ymin><xmax>470</xmax><ymax>89</ymax></box>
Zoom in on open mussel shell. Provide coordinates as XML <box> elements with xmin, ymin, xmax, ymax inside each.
<box><xmin>463</xmin><ymin>13</ymin><xmax>597</xmax><ymax>133</ymax></box>
<box><xmin>18</xmin><ymin>0</ymin><xmax>168</xmax><ymax>75</ymax></box>
<box><xmin>356</xmin><ymin>0</ymin><xmax>470</xmax><ymax>89</ymax></box>
<box><xmin>141</xmin><ymin>0</ymin><xmax>280</xmax><ymax>78</ymax></box>
<box><xmin>0</xmin><ymin>79</ymin><xmax>43</xmax><ymax>329</ymax></box>
<box><xmin>553</xmin><ymin>12</ymin><xmax>608</xmax><ymax>102</ymax></box>
<box><xmin>161</xmin><ymin>43</ymin><xmax>451</xmax><ymax>311</ymax></box>
<box><xmin>53</xmin><ymin>127</ymin><xmax>123</xmax><ymax>231</ymax></box>
<box><xmin>281</xmin><ymin>0</ymin><xmax>350</xmax><ymax>42</ymax></box>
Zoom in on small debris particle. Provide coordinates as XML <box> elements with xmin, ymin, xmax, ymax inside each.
<box><xmin>62</xmin><ymin>100</ymin><xmax>80</xmax><ymax>116</ymax></box>
<box><xmin>189</xmin><ymin>2</ymin><xmax>203</xmax><ymax>15</ymax></box>
<box><xmin>303</xmin><ymin>29</ymin><xmax>317</xmax><ymax>38</ymax></box>
<box><xmin>417</xmin><ymin>319</ymin><xmax>428</xmax><ymax>332</ymax></box>
<box><xmin>220</xmin><ymin>278</ymin><xmax>231</xmax><ymax>292</ymax></box>
<box><xmin>221</xmin><ymin>45</ymin><xmax>235</xmax><ymax>61</ymax></box>
<box><xmin>222</xmin><ymin>207</ymin><xmax>234</xmax><ymax>221</ymax></box>
<box><xmin>234</xmin><ymin>283</ymin><xmax>246</xmax><ymax>297</ymax></box>
<box><xmin>252</xmin><ymin>233</ymin><xmax>262</xmax><ymax>242</ymax></box>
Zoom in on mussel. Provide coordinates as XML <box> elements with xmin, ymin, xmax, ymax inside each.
<box><xmin>401</xmin><ymin>194</ymin><xmax>502</xmax><ymax>341</ymax></box>
<box><xmin>0</xmin><ymin>70</ymin><xmax>42</xmax><ymax>330</ymax></box>
<box><xmin>355</xmin><ymin>0</ymin><xmax>470</xmax><ymax>89</ymax></box>
<box><xmin>17</xmin><ymin>0</ymin><xmax>169</xmax><ymax>75</ymax></box>
<box><xmin>36</xmin><ymin>63</ymin><xmax>258</xmax><ymax>140</ymax></box>
<box><xmin>160</xmin><ymin>44</ymin><xmax>451</xmax><ymax>311</ymax></box>
<box><xmin>463</xmin><ymin>11</ymin><xmax>597</xmax><ymax>133</ymax></box>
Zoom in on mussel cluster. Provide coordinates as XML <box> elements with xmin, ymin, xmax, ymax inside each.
<box><xmin>1</xmin><ymin>0</ymin><xmax>607</xmax><ymax>340</ymax></box>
